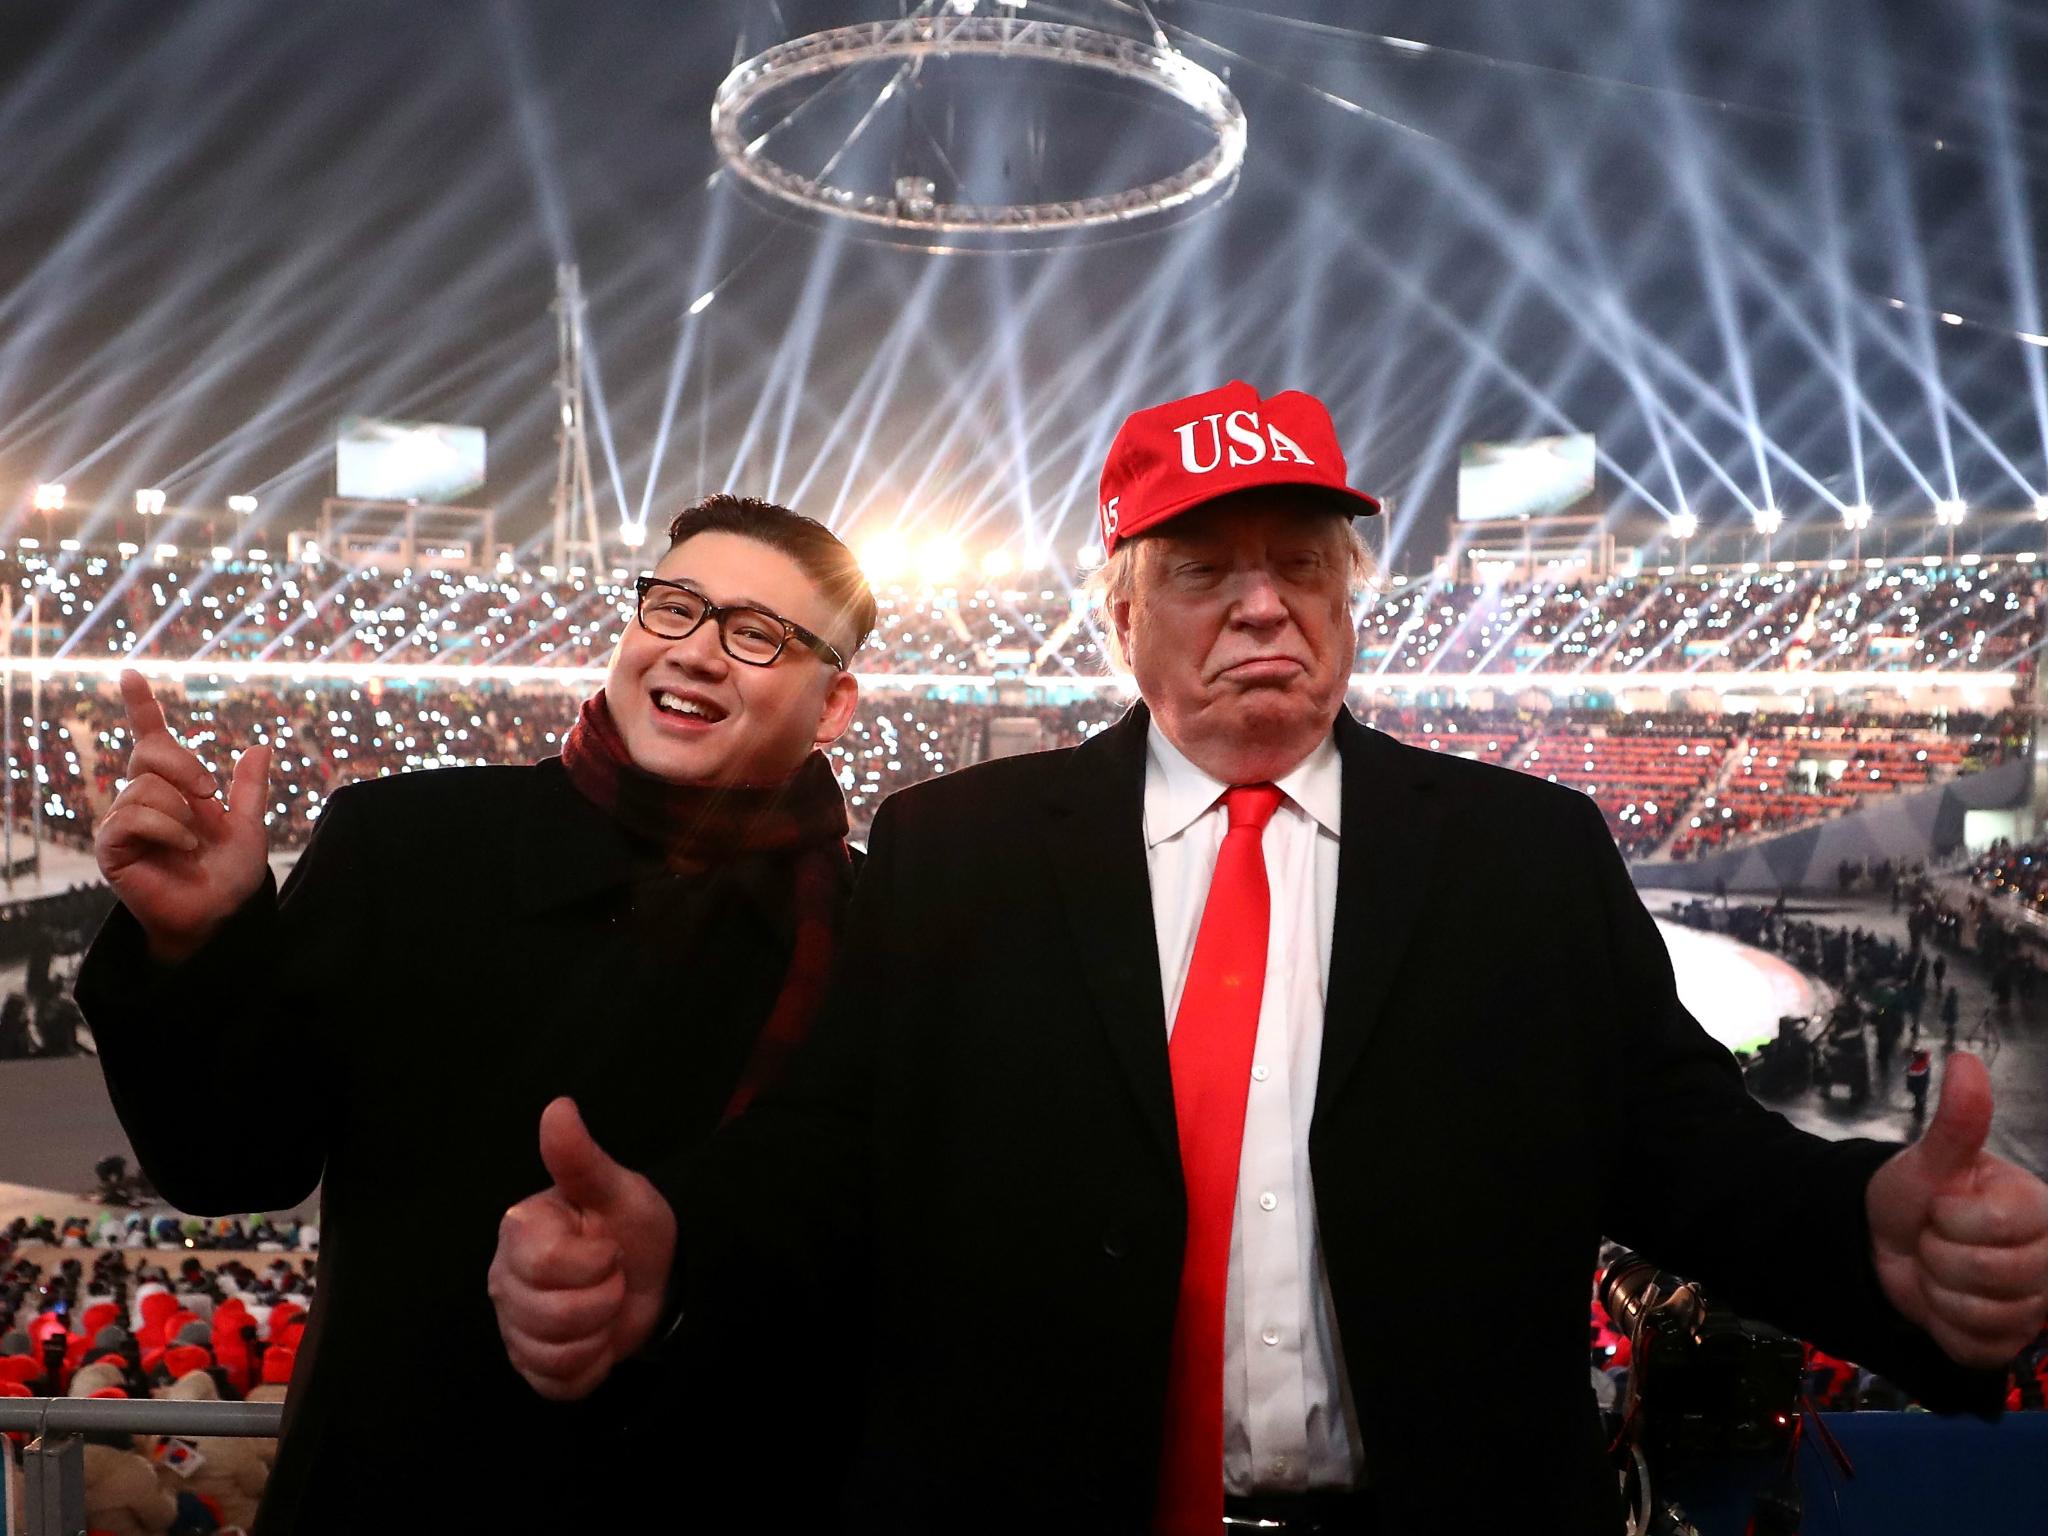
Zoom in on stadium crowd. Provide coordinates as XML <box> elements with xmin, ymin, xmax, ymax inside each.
<box><xmin>1</xmin><ymin>1228</ymin><xmax>313</xmax><ymax>1533</ymax></box>
<box><xmin>4</xmin><ymin>547</ymin><xmax>2038</xmax><ymax>677</ymax></box>
<box><xmin>0</xmin><ymin>683</ymin><xmax>2014</xmax><ymax>855</ymax></box>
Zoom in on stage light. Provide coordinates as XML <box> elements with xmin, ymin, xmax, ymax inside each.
<box><xmin>246</xmin><ymin>548</ymin><xmax>268</xmax><ymax>561</ymax></box>
<box><xmin>302</xmin><ymin>541</ymin><xmax>321</xmax><ymax>564</ymax></box>
<box><xmin>135</xmin><ymin>488</ymin><xmax>167</xmax><ymax>516</ymax></box>
<box><xmin>1934</xmin><ymin>498</ymin><xmax>1968</xmax><ymax>526</ymax></box>
<box><xmin>1752</xmin><ymin>505</ymin><xmax>1783</xmax><ymax>535</ymax></box>
<box><xmin>58</xmin><ymin>539</ymin><xmax>79</xmax><ymax>552</ymax></box>
<box><xmin>2021</xmin><ymin>333</ymin><xmax>2048</xmax><ymax>348</ymax></box>
<box><xmin>1077</xmin><ymin>539</ymin><xmax>1105</xmax><ymax>571</ymax></box>
<box><xmin>31</xmin><ymin>484</ymin><xmax>65</xmax><ymax>513</ymax></box>
<box><xmin>154</xmin><ymin>544</ymin><xmax>178</xmax><ymax>560</ymax></box>
<box><xmin>687</xmin><ymin>291</ymin><xmax>715</xmax><ymax>317</ymax></box>
<box><xmin>496</xmin><ymin>550</ymin><xmax>516</xmax><ymax>576</ymax></box>
<box><xmin>980</xmin><ymin>549</ymin><xmax>1014</xmax><ymax>579</ymax></box>
<box><xmin>917</xmin><ymin>538</ymin><xmax>963</xmax><ymax>584</ymax></box>
<box><xmin>210</xmin><ymin>546</ymin><xmax>232</xmax><ymax>561</ymax></box>
<box><xmin>15</xmin><ymin>539</ymin><xmax>36</xmax><ymax>551</ymax></box>
<box><xmin>617</xmin><ymin>522</ymin><xmax>647</xmax><ymax>549</ymax></box>
<box><xmin>1667</xmin><ymin>511</ymin><xmax>1698</xmax><ymax>540</ymax></box>
<box><xmin>860</xmin><ymin>532</ymin><xmax>910</xmax><ymax>583</ymax></box>
<box><xmin>1940</xmin><ymin>312</ymin><xmax>1964</xmax><ymax>326</ymax></box>
<box><xmin>2034</xmin><ymin>496</ymin><xmax>2048</xmax><ymax>521</ymax></box>
<box><xmin>227</xmin><ymin>494</ymin><xmax>258</xmax><ymax>514</ymax></box>
<box><xmin>1841</xmin><ymin>503</ymin><xmax>1874</xmax><ymax>531</ymax></box>
<box><xmin>116</xmin><ymin>541</ymin><xmax>139</xmax><ymax>557</ymax></box>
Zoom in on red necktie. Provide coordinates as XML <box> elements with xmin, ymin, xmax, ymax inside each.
<box><xmin>1154</xmin><ymin>783</ymin><xmax>1284</xmax><ymax>1536</ymax></box>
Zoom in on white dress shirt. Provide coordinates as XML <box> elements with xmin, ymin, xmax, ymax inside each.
<box><xmin>1144</xmin><ymin>721</ymin><xmax>1366</xmax><ymax>1494</ymax></box>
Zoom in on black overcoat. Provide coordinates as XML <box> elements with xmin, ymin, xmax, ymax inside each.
<box><xmin>76</xmin><ymin>758</ymin><xmax>853</xmax><ymax>1533</ymax></box>
<box><xmin>682</xmin><ymin>704</ymin><xmax>2003</xmax><ymax>1535</ymax></box>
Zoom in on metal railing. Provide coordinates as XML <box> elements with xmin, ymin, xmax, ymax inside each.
<box><xmin>1</xmin><ymin>1397</ymin><xmax>283</xmax><ymax>1536</ymax></box>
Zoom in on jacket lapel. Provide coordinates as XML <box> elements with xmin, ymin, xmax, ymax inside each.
<box><xmin>1042</xmin><ymin>702</ymin><xmax>1179</xmax><ymax>1177</ymax></box>
<box><xmin>1315</xmin><ymin>712</ymin><xmax>1445</xmax><ymax>1118</ymax></box>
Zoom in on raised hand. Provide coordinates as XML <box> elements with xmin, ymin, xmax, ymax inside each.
<box><xmin>1867</xmin><ymin>1051</ymin><xmax>2048</xmax><ymax>1368</ymax></box>
<box><xmin>488</xmin><ymin>1097</ymin><xmax>677</xmax><ymax>1401</ymax></box>
<box><xmin>92</xmin><ymin>669</ymin><xmax>272</xmax><ymax>964</ymax></box>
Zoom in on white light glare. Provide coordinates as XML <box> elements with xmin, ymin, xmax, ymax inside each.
<box><xmin>1752</xmin><ymin>505</ymin><xmax>1783</xmax><ymax>535</ymax></box>
<box><xmin>2034</xmin><ymin>495</ymin><xmax>2048</xmax><ymax>521</ymax></box>
<box><xmin>1933</xmin><ymin>498</ymin><xmax>1968</xmax><ymax>526</ymax></box>
<box><xmin>135</xmin><ymin>488</ymin><xmax>167</xmax><ymax>516</ymax></box>
<box><xmin>618</xmin><ymin>522</ymin><xmax>648</xmax><ymax>550</ymax></box>
<box><xmin>1667</xmin><ymin>511</ymin><xmax>1699</xmax><ymax>540</ymax></box>
<box><xmin>1940</xmin><ymin>312</ymin><xmax>1965</xmax><ymax>327</ymax></box>
<box><xmin>2021</xmin><ymin>333</ymin><xmax>2048</xmax><ymax>349</ymax></box>
<box><xmin>917</xmin><ymin>538</ymin><xmax>963</xmax><ymax>584</ymax></box>
<box><xmin>31</xmin><ymin>484</ymin><xmax>65</xmax><ymax>513</ymax></box>
<box><xmin>980</xmin><ymin>549</ymin><xmax>1014</xmax><ymax>579</ymax></box>
<box><xmin>687</xmin><ymin>291</ymin><xmax>715</xmax><ymax>316</ymax></box>
<box><xmin>860</xmin><ymin>532</ymin><xmax>910</xmax><ymax>584</ymax></box>
<box><xmin>1841</xmin><ymin>503</ymin><xmax>1874</xmax><ymax>531</ymax></box>
<box><xmin>227</xmin><ymin>494</ymin><xmax>258</xmax><ymax>515</ymax></box>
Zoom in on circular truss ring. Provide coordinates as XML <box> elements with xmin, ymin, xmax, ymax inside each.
<box><xmin>711</xmin><ymin>13</ymin><xmax>1247</xmax><ymax>239</ymax></box>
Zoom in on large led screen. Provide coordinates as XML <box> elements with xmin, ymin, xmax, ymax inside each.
<box><xmin>336</xmin><ymin>418</ymin><xmax>487</xmax><ymax>503</ymax></box>
<box><xmin>1456</xmin><ymin>433</ymin><xmax>1596</xmax><ymax>523</ymax></box>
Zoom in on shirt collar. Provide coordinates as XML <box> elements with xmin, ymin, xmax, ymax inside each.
<box><xmin>1143</xmin><ymin>718</ymin><xmax>1342</xmax><ymax>849</ymax></box>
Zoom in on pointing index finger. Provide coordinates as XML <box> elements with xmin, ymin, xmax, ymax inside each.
<box><xmin>119</xmin><ymin>670</ymin><xmax>171</xmax><ymax>741</ymax></box>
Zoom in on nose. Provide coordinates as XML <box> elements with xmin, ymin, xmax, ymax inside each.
<box><xmin>1228</xmin><ymin>566</ymin><xmax>1289</xmax><ymax>630</ymax></box>
<box><xmin>665</xmin><ymin>617</ymin><xmax>731</xmax><ymax>678</ymax></box>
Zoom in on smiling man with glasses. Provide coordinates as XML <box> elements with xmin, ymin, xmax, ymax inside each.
<box><xmin>76</xmin><ymin>493</ymin><xmax>875</xmax><ymax>1534</ymax></box>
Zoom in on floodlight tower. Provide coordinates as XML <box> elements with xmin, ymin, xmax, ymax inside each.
<box><xmin>1933</xmin><ymin>499</ymin><xmax>1967</xmax><ymax>565</ymax></box>
<box><xmin>550</xmin><ymin>264</ymin><xmax>605</xmax><ymax>572</ymax></box>
<box><xmin>1841</xmin><ymin>502</ymin><xmax>1874</xmax><ymax>565</ymax></box>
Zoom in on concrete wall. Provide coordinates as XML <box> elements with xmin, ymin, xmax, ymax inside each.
<box><xmin>1631</xmin><ymin>758</ymin><xmax>2030</xmax><ymax>894</ymax></box>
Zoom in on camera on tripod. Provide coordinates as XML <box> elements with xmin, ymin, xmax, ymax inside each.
<box><xmin>1598</xmin><ymin>1245</ymin><xmax>1807</xmax><ymax>1535</ymax></box>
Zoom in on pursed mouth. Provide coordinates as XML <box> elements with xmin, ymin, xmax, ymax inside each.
<box><xmin>1215</xmin><ymin>656</ymin><xmax>1307</xmax><ymax>681</ymax></box>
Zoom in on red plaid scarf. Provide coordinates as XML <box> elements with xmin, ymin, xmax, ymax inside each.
<box><xmin>560</xmin><ymin>688</ymin><xmax>850</xmax><ymax>1124</ymax></box>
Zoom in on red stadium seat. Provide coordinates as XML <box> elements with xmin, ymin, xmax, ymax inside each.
<box><xmin>79</xmin><ymin>1301</ymin><xmax>118</xmax><ymax>1338</ymax></box>
<box><xmin>163</xmin><ymin>1343</ymin><xmax>212</xmax><ymax>1380</ymax></box>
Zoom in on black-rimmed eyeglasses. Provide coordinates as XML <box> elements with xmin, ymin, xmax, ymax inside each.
<box><xmin>633</xmin><ymin>575</ymin><xmax>848</xmax><ymax>670</ymax></box>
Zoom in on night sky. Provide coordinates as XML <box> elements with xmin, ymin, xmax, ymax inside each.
<box><xmin>2</xmin><ymin>0</ymin><xmax>2045</xmax><ymax>571</ymax></box>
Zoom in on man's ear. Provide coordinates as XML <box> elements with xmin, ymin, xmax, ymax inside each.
<box><xmin>1110</xmin><ymin>593</ymin><xmax>1136</xmax><ymax>670</ymax></box>
<box><xmin>812</xmin><ymin>669</ymin><xmax>859</xmax><ymax>750</ymax></box>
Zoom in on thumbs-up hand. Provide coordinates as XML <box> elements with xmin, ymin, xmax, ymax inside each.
<box><xmin>94</xmin><ymin>669</ymin><xmax>272</xmax><ymax>964</ymax></box>
<box><xmin>488</xmin><ymin>1097</ymin><xmax>678</xmax><ymax>1401</ymax></box>
<box><xmin>1866</xmin><ymin>1052</ymin><xmax>2048</xmax><ymax>1368</ymax></box>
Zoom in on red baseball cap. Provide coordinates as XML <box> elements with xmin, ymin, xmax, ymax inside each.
<box><xmin>1097</xmin><ymin>380</ymin><xmax>1382</xmax><ymax>555</ymax></box>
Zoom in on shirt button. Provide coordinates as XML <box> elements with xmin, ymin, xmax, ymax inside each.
<box><xmin>1251</xmin><ymin>1065</ymin><xmax>1269</xmax><ymax>1082</ymax></box>
<box><xmin>1258</xmin><ymin>1191</ymin><xmax>1278</xmax><ymax>1212</ymax></box>
<box><xmin>1261</xmin><ymin>1327</ymin><xmax>1280</xmax><ymax>1347</ymax></box>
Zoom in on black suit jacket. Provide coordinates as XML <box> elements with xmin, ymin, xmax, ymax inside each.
<box><xmin>685</xmin><ymin>704</ymin><xmax>2002</xmax><ymax>1535</ymax></box>
<box><xmin>76</xmin><ymin>759</ymin><xmax>853</xmax><ymax>1534</ymax></box>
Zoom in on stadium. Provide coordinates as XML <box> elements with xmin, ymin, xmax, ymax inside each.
<box><xmin>4</xmin><ymin>2</ymin><xmax>2048</xmax><ymax>1533</ymax></box>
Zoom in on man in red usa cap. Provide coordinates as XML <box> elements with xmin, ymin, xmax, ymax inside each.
<box><xmin>505</xmin><ymin>381</ymin><xmax>2047</xmax><ymax>1535</ymax></box>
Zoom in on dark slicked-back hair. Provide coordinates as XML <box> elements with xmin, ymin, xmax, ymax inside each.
<box><xmin>665</xmin><ymin>493</ymin><xmax>877</xmax><ymax>661</ymax></box>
